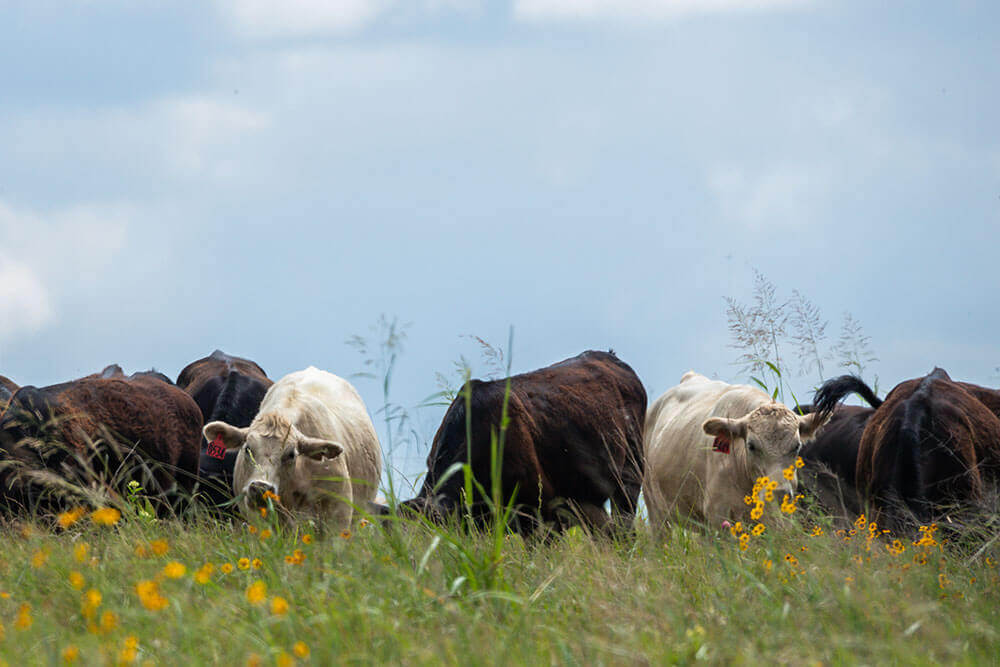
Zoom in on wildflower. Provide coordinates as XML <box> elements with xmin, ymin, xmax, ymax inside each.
<box><xmin>782</xmin><ymin>465</ymin><xmax>795</xmax><ymax>481</ymax></box>
<box><xmin>259</xmin><ymin>507</ymin><xmax>268</xmax><ymax>519</ymax></box>
<box><xmin>246</xmin><ymin>581</ymin><xmax>267</xmax><ymax>606</ymax></box>
<box><xmin>985</xmin><ymin>556</ymin><xmax>996</xmax><ymax>568</ymax></box>
<box><xmin>259</xmin><ymin>529</ymin><xmax>272</xmax><ymax>540</ymax></box>
<box><xmin>301</xmin><ymin>534</ymin><xmax>313</xmax><ymax>545</ymax></box>
<box><xmin>763</xmin><ymin>559</ymin><xmax>773</xmax><ymax>572</ymax></box>
<box><xmin>784</xmin><ymin>553</ymin><xmax>799</xmax><ymax>568</ymax></box>
<box><xmin>69</xmin><ymin>571</ymin><xmax>86</xmax><ymax>590</ymax></box>
<box><xmin>750</xmin><ymin>504</ymin><xmax>764</xmax><ymax>521</ymax></box>
<box><xmin>751</xmin><ymin>523</ymin><xmax>765</xmax><ymax>536</ymax></box>
<box><xmin>854</xmin><ymin>514</ymin><xmax>867</xmax><ymax>529</ymax></box>
<box><xmin>271</xmin><ymin>596</ymin><xmax>290</xmax><ymax>616</ymax></box>
<box><xmin>238</xmin><ymin>558</ymin><xmax>251</xmax><ymax>570</ymax></box>
<box><xmin>780</xmin><ymin>495</ymin><xmax>798</xmax><ymax>514</ymax></box>
<box><xmin>738</xmin><ymin>533</ymin><xmax>750</xmax><ymax>552</ymax></box>
<box><xmin>31</xmin><ymin>549</ymin><xmax>50</xmax><ymax>569</ymax></box>
<box><xmin>914</xmin><ymin>553</ymin><xmax>928</xmax><ymax>566</ymax></box>
<box><xmin>194</xmin><ymin>563</ymin><xmax>214</xmax><ymax>585</ymax></box>
<box><xmin>251</xmin><ymin>558</ymin><xmax>263</xmax><ymax>570</ymax></box>
<box><xmin>150</xmin><ymin>539</ymin><xmax>169</xmax><ymax>556</ymax></box>
<box><xmin>119</xmin><ymin>635</ymin><xmax>139</xmax><ymax>664</ymax></box>
<box><xmin>729</xmin><ymin>522</ymin><xmax>743</xmax><ymax>537</ymax></box>
<box><xmin>15</xmin><ymin>603</ymin><xmax>33</xmax><ymax>630</ymax></box>
<box><xmin>794</xmin><ymin>456</ymin><xmax>804</xmax><ymax>468</ymax></box>
<box><xmin>845</xmin><ymin>576</ymin><xmax>854</xmax><ymax>584</ymax></box>
<box><xmin>359</xmin><ymin>519</ymin><xmax>370</xmax><ymax>528</ymax></box>
<box><xmin>276</xmin><ymin>652</ymin><xmax>295</xmax><ymax>667</ymax></box>
<box><xmin>134</xmin><ymin>544</ymin><xmax>148</xmax><ymax>558</ymax></box>
<box><xmin>263</xmin><ymin>490</ymin><xmax>280</xmax><ymax>503</ymax></box>
<box><xmin>82</xmin><ymin>589</ymin><xmax>102</xmax><ymax>618</ymax></box>
<box><xmin>90</xmin><ymin>507</ymin><xmax>122</xmax><ymax>526</ymax></box>
<box><xmin>62</xmin><ymin>645</ymin><xmax>80</xmax><ymax>663</ymax></box>
<box><xmin>886</xmin><ymin>539</ymin><xmax>905</xmax><ymax>556</ymax></box>
<box><xmin>810</xmin><ymin>525</ymin><xmax>824</xmax><ymax>537</ymax></box>
<box><xmin>247</xmin><ymin>525</ymin><xmax>258</xmax><ymax>535</ymax></box>
<box><xmin>340</xmin><ymin>529</ymin><xmax>352</xmax><ymax>540</ymax></box>
<box><xmin>938</xmin><ymin>572</ymin><xmax>949</xmax><ymax>589</ymax></box>
<box><xmin>57</xmin><ymin>507</ymin><xmax>87</xmax><ymax>529</ymax></box>
<box><xmin>220</xmin><ymin>563</ymin><xmax>234</xmax><ymax>574</ymax></box>
<box><xmin>162</xmin><ymin>561</ymin><xmax>187</xmax><ymax>579</ymax></box>
<box><xmin>743</xmin><ymin>495</ymin><xmax>753</xmax><ymax>506</ymax></box>
<box><xmin>293</xmin><ymin>642</ymin><xmax>310</xmax><ymax>659</ymax></box>
<box><xmin>99</xmin><ymin>610</ymin><xmax>118</xmax><ymax>634</ymax></box>
<box><xmin>764</xmin><ymin>490</ymin><xmax>774</xmax><ymax>503</ymax></box>
<box><xmin>135</xmin><ymin>580</ymin><xmax>168</xmax><ymax>611</ymax></box>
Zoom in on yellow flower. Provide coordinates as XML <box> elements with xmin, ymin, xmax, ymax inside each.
<box><xmin>359</xmin><ymin>519</ymin><xmax>370</xmax><ymax>528</ymax></box>
<box><xmin>100</xmin><ymin>610</ymin><xmax>118</xmax><ymax>634</ymax></box>
<box><xmin>938</xmin><ymin>572</ymin><xmax>949</xmax><ymax>589</ymax></box>
<box><xmin>31</xmin><ymin>549</ymin><xmax>49</xmax><ymax>569</ymax></box>
<box><xmin>276</xmin><ymin>652</ymin><xmax>295</xmax><ymax>667</ymax></box>
<box><xmin>246</xmin><ymin>581</ymin><xmax>267</xmax><ymax>606</ymax></box>
<box><xmin>90</xmin><ymin>507</ymin><xmax>122</xmax><ymax>526</ymax></box>
<box><xmin>794</xmin><ymin>456</ymin><xmax>804</xmax><ymax>468</ymax></box>
<box><xmin>263</xmin><ymin>490</ymin><xmax>280</xmax><ymax>503</ymax></box>
<box><xmin>751</xmin><ymin>523</ymin><xmax>765</xmax><ymax>536</ymax></box>
<box><xmin>150</xmin><ymin>539</ymin><xmax>169</xmax><ymax>556</ymax></box>
<box><xmin>301</xmin><ymin>534</ymin><xmax>313</xmax><ymax>545</ymax></box>
<box><xmin>292</xmin><ymin>642</ymin><xmax>310</xmax><ymax>659</ymax></box>
<box><xmin>339</xmin><ymin>529</ymin><xmax>352</xmax><ymax>540</ymax></box>
<box><xmin>738</xmin><ymin>533</ymin><xmax>750</xmax><ymax>552</ymax></box>
<box><xmin>194</xmin><ymin>563</ymin><xmax>214</xmax><ymax>585</ymax></box>
<box><xmin>810</xmin><ymin>525</ymin><xmax>824</xmax><ymax>537</ymax></box>
<box><xmin>15</xmin><ymin>603</ymin><xmax>33</xmax><ymax>630</ymax></box>
<box><xmin>245</xmin><ymin>654</ymin><xmax>263</xmax><ymax>667</ymax></box>
<box><xmin>729</xmin><ymin>521</ymin><xmax>743</xmax><ymax>537</ymax></box>
<box><xmin>782</xmin><ymin>465</ymin><xmax>795</xmax><ymax>481</ymax></box>
<box><xmin>763</xmin><ymin>559</ymin><xmax>773</xmax><ymax>572</ymax></box>
<box><xmin>259</xmin><ymin>507</ymin><xmax>268</xmax><ymax>519</ymax></box>
<box><xmin>57</xmin><ymin>507</ymin><xmax>87</xmax><ymax>529</ymax></box>
<box><xmin>162</xmin><ymin>561</ymin><xmax>186</xmax><ymax>579</ymax></box>
<box><xmin>784</xmin><ymin>553</ymin><xmax>799</xmax><ymax>567</ymax></box>
<box><xmin>220</xmin><ymin>563</ymin><xmax>234</xmax><ymax>574</ymax></box>
<box><xmin>69</xmin><ymin>571</ymin><xmax>86</xmax><ymax>590</ymax></box>
<box><xmin>854</xmin><ymin>514</ymin><xmax>867</xmax><ymax>529</ymax></box>
<box><xmin>134</xmin><ymin>545</ymin><xmax>148</xmax><ymax>558</ymax></box>
<box><xmin>271</xmin><ymin>596</ymin><xmax>290</xmax><ymax>616</ymax></box>
<box><xmin>749</xmin><ymin>504</ymin><xmax>764</xmax><ymax>521</ymax></box>
<box><xmin>62</xmin><ymin>645</ymin><xmax>80</xmax><ymax>664</ymax></box>
<box><xmin>251</xmin><ymin>559</ymin><xmax>263</xmax><ymax>570</ymax></box>
<box><xmin>743</xmin><ymin>495</ymin><xmax>753</xmax><ymax>506</ymax></box>
<box><xmin>238</xmin><ymin>558</ymin><xmax>251</xmax><ymax>570</ymax></box>
<box><xmin>83</xmin><ymin>588</ymin><xmax>102</xmax><ymax>609</ymax></box>
<box><xmin>135</xmin><ymin>580</ymin><xmax>168</xmax><ymax>611</ymax></box>
<box><xmin>259</xmin><ymin>530</ymin><xmax>272</xmax><ymax>540</ymax></box>
<box><xmin>247</xmin><ymin>525</ymin><xmax>258</xmax><ymax>535</ymax></box>
<box><xmin>118</xmin><ymin>636</ymin><xmax>139</xmax><ymax>664</ymax></box>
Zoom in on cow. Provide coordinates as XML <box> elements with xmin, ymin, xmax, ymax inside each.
<box><xmin>203</xmin><ymin>367</ymin><xmax>381</xmax><ymax>529</ymax></box>
<box><xmin>816</xmin><ymin>368</ymin><xmax>1000</xmax><ymax>523</ymax></box>
<box><xmin>643</xmin><ymin>371</ymin><xmax>829</xmax><ymax>529</ymax></box>
<box><xmin>401</xmin><ymin>350</ymin><xmax>647</xmax><ymax>536</ymax></box>
<box><xmin>0</xmin><ymin>375</ymin><xmax>18</xmax><ymax>414</ymax></box>
<box><xmin>0</xmin><ymin>370</ymin><xmax>202</xmax><ymax>515</ymax></box>
<box><xmin>176</xmin><ymin>350</ymin><xmax>272</xmax><ymax>509</ymax></box>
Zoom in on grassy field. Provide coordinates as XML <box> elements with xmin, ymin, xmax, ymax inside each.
<box><xmin>1</xmin><ymin>491</ymin><xmax>998</xmax><ymax>666</ymax></box>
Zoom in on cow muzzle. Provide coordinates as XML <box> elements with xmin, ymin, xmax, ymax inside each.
<box><xmin>245</xmin><ymin>480</ymin><xmax>279</xmax><ymax>509</ymax></box>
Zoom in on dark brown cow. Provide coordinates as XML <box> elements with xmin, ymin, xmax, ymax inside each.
<box><xmin>0</xmin><ymin>371</ymin><xmax>202</xmax><ymax>514</ymax></box>
<box><xmin>820</xmin><ymin>369</ymin><xmax>1000</xmax><ymax>522</ymax></box>
<box><xmin>176</xmin><ymin>350</ymin><xmax>272</xmax><ymax>508</ymax></box>
<box><xmin>401</xmin><ymin>350</ymin><xmax>646</xmax><ymax>536</ymax></box>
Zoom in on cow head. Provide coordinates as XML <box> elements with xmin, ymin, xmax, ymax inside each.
<box><xmin>703</xmin><ymin>403</ymin><xmax>829</xmax><ymax>501</ymax></box>
<box><xmin>203</xmin><ymin>413</ymin><xmax>349</xmax><ymax>525</ymax></box>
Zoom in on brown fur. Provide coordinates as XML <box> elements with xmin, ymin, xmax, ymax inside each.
<box><xmin>857</xmin><ymin>370</ymin><xmax>1000</xmax><ymax>519</ymax></box>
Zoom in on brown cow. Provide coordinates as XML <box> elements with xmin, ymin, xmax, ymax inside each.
<box><xmin>0</xmin><ymin>371</ymin><xmax>202</xmax><ymax>514</ymax></box>
<box><xmin>401</xmin><ymin>350</ymin><xmax>646</xmax><ymax>536</ymax></box>
<box><xmin>0</xmin><ymin>375</ymin><xmax>18</xmax><ymax>414</ymax></box>
<box><xmin>821</xmin><ymin>369</ymin><xmax>1000</xmax><ymax>523</ymax></box>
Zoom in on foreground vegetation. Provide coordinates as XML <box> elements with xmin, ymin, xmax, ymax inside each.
<box><xmin>1</xmin><ymin>494</ymin><xmax>998</xmax><ymax>666</ymax></box>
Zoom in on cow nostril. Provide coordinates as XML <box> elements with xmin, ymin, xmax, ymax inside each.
<box><xmin>246</xmin><ymin>481</ymin><xmax>277</xmax><ymax>507</ymax></box>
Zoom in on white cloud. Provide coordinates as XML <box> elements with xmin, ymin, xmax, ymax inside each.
<box><xmin>514</xmin><ymin>0</ymin><xmax>812</xmax><ymax>22</ymax></box>
<box><xmin>0</xmin><ymin>200</ymin><xmax>130</xmax><ymax>343</ymax></box>
<box><xmin>707</xmin><ymin>163</ymin><xmax>831</xmax><ymax>231</ymax></box>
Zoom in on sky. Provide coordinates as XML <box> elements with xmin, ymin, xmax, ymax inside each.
<box><xmin>1</xmin><ymin>0</ymin><xmax>998</xmax><ymax>484</ymax></box>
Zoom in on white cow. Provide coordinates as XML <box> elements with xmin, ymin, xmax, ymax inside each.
<box><xmin>643</xmin><ymin>371</ymin><xmax>828</xmax><ymax>529</ymax></box>
<box><xmin>204</xmin><ymin>367</ymin><xmax>382</xmax><ymax>529</ymax></box>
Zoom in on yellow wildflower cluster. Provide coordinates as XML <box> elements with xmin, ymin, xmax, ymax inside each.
<box><xmin>913</xmin><ymin>524</ymin><xmax>939</xmax><ymax>548</ymax></box>
<box><xmin>135</xmin><ymin>580</ymin><xmax>169</xmax><ymax>611</ymax></box>
<box><xmin>90</xmin><ymin>508</ymin><xmax>122</xmax><ymax>526</ymax></box>
<box><xmin>194</xmin><ymin>563</ymin><xmax>214</xmax><ymax>585</ymax></box>
<box><xmin>246</xmin><ymin>580</ymin><xmax>267</xmax><ymax>606</ymax></box>
<box><xmin>57</xmin><ymin>507</ymin><xmax>87</xmax><ymax>529</ymax></box>
<box><xmin>285</xmin><ymin>549</ymin><xmax>307</xmax><ymax>566</ymax></box>
<box><xmin>779</xmin><ymin>494</ymin><xmax>803</xmax><ymax>515</ymax></box>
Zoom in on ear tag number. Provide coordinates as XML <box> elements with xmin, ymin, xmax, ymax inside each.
<box><xmin>207</xmin><ymin>433</ymin><xmax>227</xmax><ymax>460</ymax></box>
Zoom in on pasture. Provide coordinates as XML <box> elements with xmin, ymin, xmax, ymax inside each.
<box><xmin>1</xmin><ymin>490</ymin><xmax>998</xmax><ymax>665</ymax></box>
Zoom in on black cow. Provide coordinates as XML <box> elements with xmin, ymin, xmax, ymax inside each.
<box><xmin>402</xmin><ymin>350</ymin><xmax>646</xmax><ymax>536</ymax></box>
<box><xmin>176</xmin><ymin>350</ymin><xmax>273</xmax><ymax>509</ymax></box>
<box><xmin>0</xmin><ymin>370</ymin><xmax>202</xmax><ymax>514</ymax></box>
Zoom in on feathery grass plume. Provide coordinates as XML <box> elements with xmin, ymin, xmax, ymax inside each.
<box><xmin>789</xmin><ymin>289</ymin><xmax>828</xmax><ymax>384</ymax></box>
<box><xmin>834</xmin><ymin>312</ymin><xmax>879</xmax><ymax>382</ymax></box>
<box><xmin>725</xmin><ymin>270</ymin><xmax>789</xmax><ymax>399</ymax></box>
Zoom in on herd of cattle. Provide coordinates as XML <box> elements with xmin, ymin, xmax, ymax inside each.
<box><xmin>1</xmin><ymin>348</ymin><xmax>999</xmax><ymax>534</ymax></box>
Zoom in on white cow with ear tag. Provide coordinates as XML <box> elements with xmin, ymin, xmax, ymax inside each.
<box><xmin>204</xmin><ymin>367</ymin><xmax>382</xmax><ymax>529</ymax></box>
<box><xmin>642</xmin><ymin>371</ymin><xmax>829</xmax><ymax>530</ymax></box>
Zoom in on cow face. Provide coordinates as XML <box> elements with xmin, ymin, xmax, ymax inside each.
<box><xmin>703</xmin><ymin>404</ymin><xmax>829</xmax><ymax>500</ymax></box>
<box><xmin>203</xmin><ymin>416</ymin><xmax>349</xmax><ymax>525</ymax></box>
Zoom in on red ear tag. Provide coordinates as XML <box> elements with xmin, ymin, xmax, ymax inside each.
<box><xmin>712</xmin><ymin>435</ymin><xmax>731</xmax><ymax>454</ymax></box>
<box><xmin>207</xmin><ymin>433</ymin><xmax>227</xmax><ymax>460</ymax></box>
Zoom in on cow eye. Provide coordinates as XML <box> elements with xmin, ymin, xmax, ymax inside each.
<box><xmin>747</xmin><ymin>441</ymin><xmax>758</xmax><ymax>453</ymax></box>
<box><xmin>281</xmin><ymin>449</ymin><xmax>295</xmax><ymax>463</ymax></box>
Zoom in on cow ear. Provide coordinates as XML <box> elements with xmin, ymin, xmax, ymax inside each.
<box><xmin>797</xmin><ymin>410</ymin><xmax>830</xmax><ymax>442</ymax></box>
<box><xmin>297</xmin><ymin>437</ymin><xmax>343</xmax><ymax>461</ymax></box>
<box><xmin>703</xmin><ymin>417</ymin><xmax>747</xmax><ymax>441</ymax></box>
<box><xmin>204</xmin><ymin>421</ymin><xmax>248</xmax><ymax>450</ymax></box>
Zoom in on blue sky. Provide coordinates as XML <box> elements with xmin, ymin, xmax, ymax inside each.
<box><xmin>2</xmin><ymin>0</ymin><xmax>998</xmax><ymax>482</ymax></box>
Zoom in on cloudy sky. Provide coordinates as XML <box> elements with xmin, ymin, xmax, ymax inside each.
<box><xmin>2</xmin><ymin>1</ymin><xmax>998</xmax><ymax>481</ymax></box>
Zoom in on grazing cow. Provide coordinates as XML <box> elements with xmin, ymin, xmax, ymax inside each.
<box><xmin>203</xmin><ymin>367</ymin><xmax>381</xmax><ymax>529</ymax></box>
<box><xmin>643</xmin><ymin>372</ymin><xmax>829</xmax><ymax>528</ymax></box>
<box><xmin>0</xmin><ymin>371</ymin><xmax>202</xmax><ymax>514</ymax></box>
<box><xmin>402</xmin><ymin>350</ymin><xmax>646</xmax><ymax>536</ymax></box>
<box><xmin>176</xmin><ymin>350</ymin><xmax>272</xmax><ymax>508</ymax></box>
<box><xmin>819</xmin><ymin>369</ymin><xmax>1000</xmax><ymax>520</ymax></box>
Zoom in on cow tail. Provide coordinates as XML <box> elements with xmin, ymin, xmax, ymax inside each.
<box><xmin>814</xmin><ymin>375</ymin><xmax>883</xmax><ymax>417</ymax></box>
<box><xmin>891</xmin><ymin>385</ymin><xmax>931</xmax><ymax>516</ymax></box>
